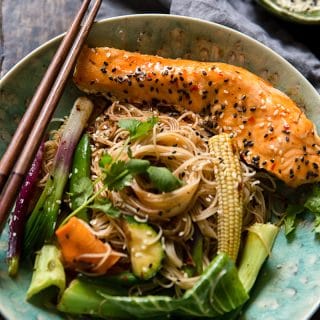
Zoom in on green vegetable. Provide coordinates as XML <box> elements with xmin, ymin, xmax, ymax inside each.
<box><xmin>99</xmin><ymin>152</ymin><xmax>113</xmax><ymax>167</ymax></box>
<box><xmin>125</xmin><ymin>220</ymin><xmax>164</xmax><ymax>280</ymax></box>
<box><xmin>126</xmin><ymin>159</ymin><xmax>151</xmax><ymax>175</ymax></box>
<box><xmin>147</xmin><ymin>166</ymin><xmax>183</xmax><ymax>192</ymax></box>
<box><xmin>238</xmin><ymin>223</ymin><xmax>278</xmax><ymax>292</ymax></box>
<box><xmin>23</xmin><ymin>97</ymin><xmax>93</xmax><ymax>255</ymax></box>
<box><xmin>89</xmin><ymin>197</ymin><xmax>121</xmax><ymax>218</ymax></box>
<box><xmin>119</xmin><ymin>116</ymin><xmax>158</xmax><ymax>141</ymax></box>
<box><xmin>78</xmin><ymin>271</ymin><xmax>141</xmax><ymax>288</ymax></box>
<box><xmin>283</xmin><ymin>203</ymin><xmax>305</xmax><ymax>236</ymax></box>
<box><xmin>304</xmin><ymin>183</ymin><xmax>320</xmax><ymax>234</ymax></box>
<box><xmin>26</xmin><ymin>244</ymin><xmax>65</xmax><ymax>302</ymax></box>
<box><xmin>57</xmin><ymin>253</ymin><xmax>248</xmax><ymax>318</ymax></box>
<box><xmin>69</xmin><ymin>133</ymin><xmax>91</xmax><ymax>221</ymax></box>
<box><xmin>103</xmin><ymin>160</ymin><xmax>133</xmax><ymax>191</ymax></box>
<box><xmin>191</xmin><ymin>228</ymin><xmax>203</xmax><ymax>275</ymax></box>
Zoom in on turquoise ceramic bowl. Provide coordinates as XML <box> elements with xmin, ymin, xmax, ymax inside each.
<box><xmin>0</xmin><ymin>14</ymin><xmax>319</xmax><ymax>320</ymax></box>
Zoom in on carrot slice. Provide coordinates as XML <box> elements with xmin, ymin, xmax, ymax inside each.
<box><xmin>55</xmin><ymin>217</ymin><xmax>120</xmax><ymax>274</ymax></box>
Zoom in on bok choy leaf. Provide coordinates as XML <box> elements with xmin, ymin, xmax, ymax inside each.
<box><xmin>58</xmin><ymin>253</ymin><xmax>248</xmax><ymax>318</ymax></box>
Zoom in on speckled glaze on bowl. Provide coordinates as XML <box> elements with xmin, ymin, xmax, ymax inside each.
<box><xmin>0</xmin><ymin>14</ymin><xmax>319</xmax><ymax>320</ymax></box>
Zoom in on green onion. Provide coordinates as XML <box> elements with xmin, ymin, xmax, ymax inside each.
<box><xmin>23</xmin><ymin>97</ymin><xmax>93</xmax><ymax>256</ymax></box>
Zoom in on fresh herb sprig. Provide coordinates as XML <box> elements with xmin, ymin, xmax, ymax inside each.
<box><xmin>62</xmin><ymin>116</ymin><xmax>182</xmax><ymax>225</ymax></box>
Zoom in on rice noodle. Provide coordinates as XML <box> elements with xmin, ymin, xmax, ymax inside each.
<box><xmin>42</xmin><ymin>101</ymin><xmax>277</xmax><ymax>294</ymax></box>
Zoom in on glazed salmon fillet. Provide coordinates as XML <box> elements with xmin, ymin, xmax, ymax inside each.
<box><xmin>73</xmin><ymin>46</ymin><xmax>320</xmax><ymax>187</ymax></box>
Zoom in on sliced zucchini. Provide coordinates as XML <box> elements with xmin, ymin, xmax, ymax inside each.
<box><xmin>124</xmin><ymin>220</ymin><xmax>164</xmax><ymax>280</ymax></box>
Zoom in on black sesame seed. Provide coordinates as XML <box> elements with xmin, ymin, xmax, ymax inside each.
<box><xmin>250</xmin><ymin>107</ymin><xmax>256</xmax><ymax>112</ymax></box>
<box><xmin>208</xmin><ymin>81</ymin><xmax>213</xmax><ymax>86</ymax></box>
<box><xmin>202</xmin><ymin>70</ymin><xmax>207</xmax><ymax>76</ymax></box>
<box><xmin>224</xmin><ymin>79</ymin><xmax>229</xmax><ymax>83</ymax></box>
<box><xmin>289</xmin><ymin>169</ymin><xmax>294</xmax><ymax>178</ymax></box>
<box><xmin>103</xmin><ymin>61</ymin><xmax>109</xmax><ymax>66</ymax></box>
<box><xmin>270</xmin><ymin>159</ymin><xmax>275</xmax><ymax>163</ymax></box>
<box><xmin>112</xmin><ymin>67</ymin><xmax>116</xmax><ymax>72</ymax></box>
<box><xmin>313</xmin><ymin>163</ymin><xmax>319</xmax><ymax>169</ymax></box>
<box><xmin>264</xmin><ymin>133</ymin><xmax>269</xmax><ymax>138</ymax></box>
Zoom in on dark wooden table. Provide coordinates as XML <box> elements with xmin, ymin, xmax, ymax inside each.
<box><xmin>0</xmin><ymin>0</ymin><xmax>319</xmax><ymax>319</ymax></box>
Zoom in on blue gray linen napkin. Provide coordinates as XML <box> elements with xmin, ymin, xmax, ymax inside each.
<box><xmin>169</xmin><ymin>0</ymin><xmax>320</xmax><ymax>92</ymax></box>
<box><xmin>101</xmin><ymin>0</ymin><xmax>320</xmax><ymax>92</ymax></box>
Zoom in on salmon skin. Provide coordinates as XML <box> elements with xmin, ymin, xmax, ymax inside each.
<box><xmin>74</xmin><ymin>46</ymin><xmax>320</xmax><ymax>188</ymax></box>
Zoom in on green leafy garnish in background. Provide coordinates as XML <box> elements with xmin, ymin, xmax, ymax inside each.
<box><xmin>283</xmin><ymin>183</ymin><xmax>320</xmax><ymax>236</ymax></box>
<box><xmin>304</xmin><ymin>184</ymin><xmax>320</xmax><ymax>233</ymax></box>
<box><xmin>283</xmin><ymin>204</ymin><xmax>305</xmax><ymax>236</ymax></box>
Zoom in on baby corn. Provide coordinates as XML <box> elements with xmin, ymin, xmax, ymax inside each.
<box><xmin>209</xmin><ymin>133</ymin><xmax>243</xmax><ymax>261</ymax></box>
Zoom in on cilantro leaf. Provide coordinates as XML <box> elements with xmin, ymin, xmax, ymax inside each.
<box><xmin>283</xmin><ymin>204</ymin><xmax>305</xmax><ymax>236</ymax></box>
<box><xmin>126</xmin><ymin>159</ymin><xmax>150</xmax><ymax>175</ymax></box>
<box><xmin>99</xmin><ymin>153</ymin><xmax>113</xmax><ymax>168</ymax></box>
<box><xmin>104</xmin><ymin>160</ymin><xmax>132</xmax><ymax>191</ymax></box>
<box><xmin>118</xmin><ymin>118</ymin><xmax>141</xmax><ymax>136</ymax></box>
<box><xmin>304</xmin><ymin>184</ymin><xmax>320</xmax><ymax>214</ymax></box>
<box><xmin>89</xmin><ymin>198</ymin><xmax>120</xmax><ymax>218</ymax></box>
<box><xmin>147</xmin><ymin>166</ymin><xmax>183</xmax><ymax>192</ymax></box>
<box><xmin>119</xmin><ymin>117</ymin><xmax>158</xmax><ymax>141</ymax></box>
<box><xmin>71</xmin><ymin>177</ymin><xmax>93</xmax><ymax>208</ymax></box>
<box><xmin>304</xmin><ymin>184</ymin><xmax>320</xmax><ymax>234</ymax></box>
<box><xmin>314</xmin><ymin>215</ymin><xmax>320</xmax><ymax>234</ymax></box>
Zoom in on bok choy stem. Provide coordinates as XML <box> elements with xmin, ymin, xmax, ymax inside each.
<box><xmin>26</xmin><ymin>244</ymin><xmax>66</xmax><ymax>302</ymax></box>
<box><xmin>23</xmin><ymin>97</ymin><xmax>93</xmax><ymax>256</ymax></box>
<box><xmin>237</xmin><ymin>223</ymin><xmax>279</xmax><ymax>292</ymax></box>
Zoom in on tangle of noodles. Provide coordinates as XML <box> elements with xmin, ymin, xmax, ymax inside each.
<box><xmin>76</xmin><ymin>101</ymin><xmax>275</xmax><ymax>295</ymax></box>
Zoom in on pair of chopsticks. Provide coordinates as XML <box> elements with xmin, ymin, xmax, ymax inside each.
<box><xmin>0</xmin><ymin>0</ymin><xmax>102</xmax><ymax>233</ymax></box>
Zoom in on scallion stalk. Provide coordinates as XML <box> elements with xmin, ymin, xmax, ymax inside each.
<box><xmin>23</xmin><ymin>97</ymin><xmax>93</xmax><ymax>256</ymax></box>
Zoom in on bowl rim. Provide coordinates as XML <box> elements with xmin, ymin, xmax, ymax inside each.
<box><xmin>0</xmin><ymin>13</ymin><xmax>319</xmax><ymax>320</ymax></box>
<box><xmin>1</xmin><ymin>13</ymin><xmax>319</xmax><ymax>101</ymax></box>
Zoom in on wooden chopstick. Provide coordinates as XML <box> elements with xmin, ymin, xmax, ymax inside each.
<box><xmin>0</xmin><ymin>0</ymin><xmax>102</xmax><ymax>233</ymax></box>
<box><xmin>0</xmin><ymin>0</ymin><xmax>91</xmax><ymax>191</ymax></box>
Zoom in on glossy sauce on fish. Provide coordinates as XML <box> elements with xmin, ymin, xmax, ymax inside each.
<box><xmin>74</xmin><ymin>46</ymin><xmax>320</xmax><ymax>187</ymax></box>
